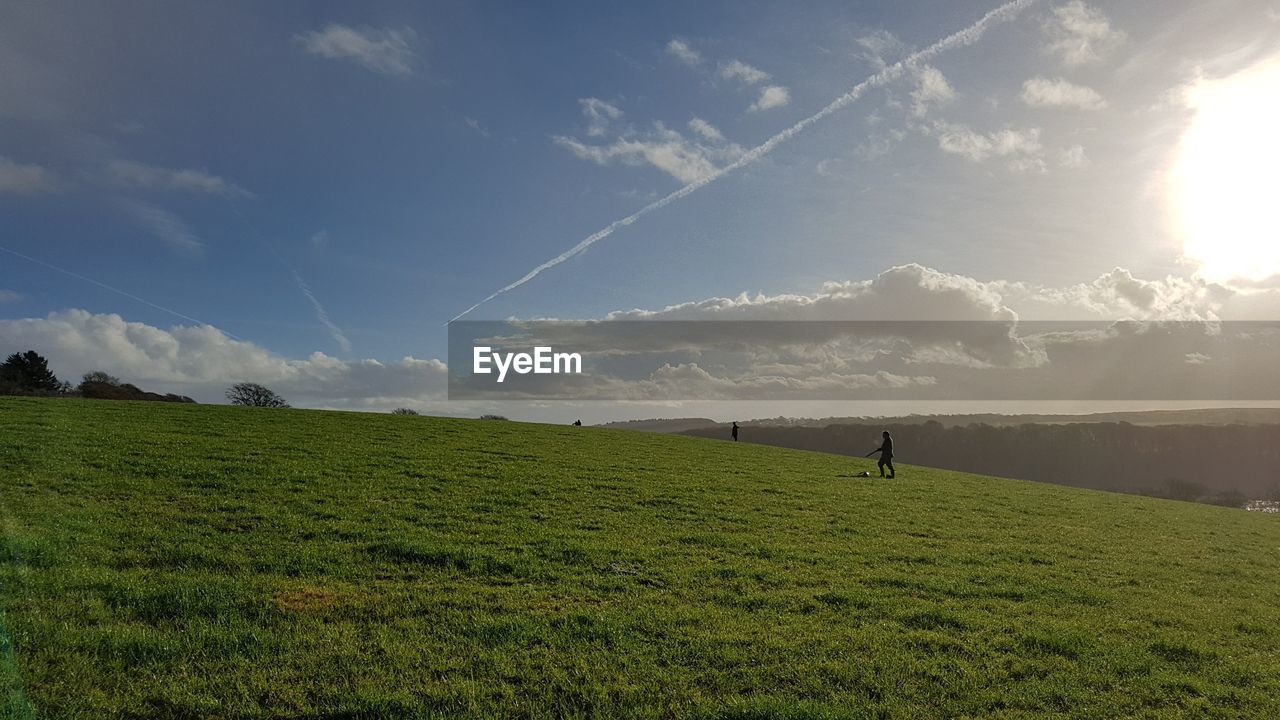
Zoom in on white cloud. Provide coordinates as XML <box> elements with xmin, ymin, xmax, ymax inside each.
<box><xmin>933</xmin><ymin>122</ymin><xmax>1043</xmax><ymax>167</ymax></box>
<box><xmin>0</xmin><ymin>156</ymin><xmax>56</xmax><ymax>193</ymax></box>
<box><xmin>0</xmin><ymin>290</ymin><xmax>20</xmax><ymax>303</ymax></box>
<box><xmin>687</xmin><ymin>117</ymin><xmax>724</xmax><ymax>142</ymax></box>
<box><xmin>579</xmin><ymin>98</ymin><xmax>624</xmax><ymax>137</ymax></box>
<box><xmin>1043</xmin><ymin>1</ymin><xmax>1125</xmax><ymax>67</ymax></box>
<box><xmin>855</xmin><ymin>29</ymin><xmax>906</xmax><ymax>68</ymax></box>
<box><xmin>464</xmin><ymin>116</ymin><xmax>490</xmax><ymax>138</ymax></box>
<box><xmin>911</xmin><ymin>66</ymin><xmax>957</xmax><ymax>117</ymax></box>
<box><xmin>106</xmin><ymin>160</ymin><xmax>250</xmax><ymax>197</ymax></box>
<box><xmin>608</xmin><ymin>264</ymin><xmax>1237</xmax><ymax>324</ymax></box>
<box><xmin>750</xmin><ymin>85</ymin><xmax>791</xmax><ymax>112</ymax></box>
<box><xmin>719</xmin><ymin>59</ymin><xmax>770</xmax><ymax>85</ymax></box>
<box><xmin>1021</xmin><ymin>76</ymin><xmax>1106</xmax><ymax>109</ymax></box>
<box><xmin>555</xmin><ymin>122</ymin><xmax>745</xmax><ymax>185</ymax></box>
<box><xmin>665</xmin><ymin>38</ymin><xmax>702</xmax><ymax>66</ymax></box>
<box><xmin>1058</xmin><ymin>144</ymin><xmax>1089</xmax><ymax>168</ymax></box>
<box><xmin>121</xmin><ymin>202</ymin><xmax>204</xmax><ymax>256</ymax></box>
<box><xmin>296</xmin><ymin>24</ymin><xmax>417</xmax><ymax>75</ymax></box>
<box><xmin>0</xmin><ymin>309</ymin><xmax>447</xmax><ymax>410</ymax></box>
<box><xmin>991</xmin><ymin>268</ymin><xmax>1226</xmax><ymax>321</ymax></box>
<box><xmin>608</xmin><ymin>264</ymin><xmax>1017</xmax><ymax>322</ymax></box>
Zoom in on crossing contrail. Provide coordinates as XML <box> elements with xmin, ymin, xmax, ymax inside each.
<box><xmin>0</xmin><ymin>243</ymin><xmax>241</xmax><ymax>339</ymax></box>
<box><xmin>450</xmin><ymin>0</ymin><xmax>1038</xmax><ymax>322</ymax></box>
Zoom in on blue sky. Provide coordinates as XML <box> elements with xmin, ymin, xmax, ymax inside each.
<box><xmin>3</xmin><ymin>0</ymin><xmax>1279</xmax><ymax>418</ymax></box>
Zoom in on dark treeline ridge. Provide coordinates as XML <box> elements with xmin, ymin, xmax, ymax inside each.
<box><xmin>78</xmin><ymin>381</ymin><xmax>195</xmax><ymax>404</ymax></box>
<box><xmin>684</xmin><ymin>422</ymin><xmax>1280</xmax><ymax>506</ymax></box>
<box><xmin>0</xmin><ymin>350</ymin><xmax>194</xmax><ymax>403</ymax></box>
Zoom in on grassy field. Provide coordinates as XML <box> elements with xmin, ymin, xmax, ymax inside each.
<box><xmin>1</xmin><ymin>397</ymin><xmax>1279</xmax><ymax>719</ymax></box>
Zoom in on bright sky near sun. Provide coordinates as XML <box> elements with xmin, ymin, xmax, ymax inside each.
<box><xmin>2</xmin><ymin>0</ymin><xmax>1280</xmax><ymax>416</ymax></box>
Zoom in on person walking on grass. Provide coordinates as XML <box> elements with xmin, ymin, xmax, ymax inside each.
<box><xmin>865</xmin><ymin>430</ymin><xmax>895</xmax><ymax>478</ymax></box>
<box><xmin>731</xmin><ymin>421</ymin><xmax>739</xmax><ymax>442</ymax></box>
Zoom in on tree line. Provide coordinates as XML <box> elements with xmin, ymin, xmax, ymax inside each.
<box><xmin>1</xmin><ymin>349</ymin><xmax>293</xmax><ymax>407</ymax></box>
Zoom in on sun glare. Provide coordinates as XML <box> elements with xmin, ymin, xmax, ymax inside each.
<box><xmin>1170</xmin><ymin>55</ymin><xmax>1280</xmax><ymax>282</ymax></box>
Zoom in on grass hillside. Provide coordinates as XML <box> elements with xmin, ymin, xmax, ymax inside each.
<box><xmin>2</xmin><ymin>397</ymin><xmax>1279</xmax><ymax>719</ymax></box>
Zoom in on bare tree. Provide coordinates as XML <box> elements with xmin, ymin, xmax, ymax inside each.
<box><xmin>81</xmin><ymin>370</ymin><xmax>121</xmax><ymax>387</ymax></box>
<box><xmin>225</xmin><ymin>382</ymin><xmax>289</xmax><ymax>408</ymax></box>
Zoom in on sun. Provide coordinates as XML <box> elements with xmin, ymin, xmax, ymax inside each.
<box><xmin>1169</xmin><ymin>55</ymin><xmax>1280</xmax><ymax>283</ymax></box>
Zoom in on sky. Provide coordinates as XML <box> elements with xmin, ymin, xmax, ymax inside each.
<box><xmin>2</xmin><ymin>0</ymin><xmax>1280</xmax><ymax>421</ymax></box>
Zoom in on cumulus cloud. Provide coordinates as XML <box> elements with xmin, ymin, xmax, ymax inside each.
<box><xmin>554</xmin><ymin>121</ymin><xmax>746</xmax><ymax>185</ymax></box>
<box><xmin>1058</xmin><ymin>144</ymin><xmax>1089</xmax><ymax>168</ymax></box>
<box><xmin>608</xmin><ymin>264</ymin><xmax>1015</xmax><ymax>322</ymax></box>
<box><xmin>687</xmin><ymin>117</ymin><xmax>724</xmax><ymax>142</ymax></box>
<box><xmin>991</xmin><ymin>268</ymin><xmax>1226</xmax><ymax>321</ymax></box>
<box><xmin>605</xmin><ymin>264</ymin><xmax>1244</xmax><ymax>325</ymax></box>
<box><xmin>1021</xmin><ymin>76</ymin><xmax>1106</xmax><ymax>109</ymax></box>
<box><xmin>750</xmin><ymin>85</ymin><xmax>791</xmax><ymax>112</ymax></box>
<box><xmin>106</xmin><ymin>160</ymin><xmax>250</xmax><ymax>197</ymax></box>
<box><xmin>1042</xmin><ymin>1</ymin><xmax>1125</xmax><ymax>67</ymax></box>
<box><xmin>578</xmin><ymin>98</ymin><xmax>624</xmax><ymax>137</ymax></box>
<box><xmin>120</xmin><ymin>201</ymin><xmax>204</xmax><ymax>256</ymax></box>
<box><xmin>665</xmin><ymin>38</ymin><xmax>702</xmax><ymax>66</ymax></box>
<box><xmin>932</xmin><ymin>122</ymin><xmax>1044</xmax><ymax>170</ymax></box>
<box><xmin>296</xmin><ymin>24</ymin><xmax>417</xmax><ymax>75</ymax></box>
<box><xmin>0</xmin><ymin>310</ymin><xmax>446</xmax><ymax>410</ymax></box>
<box><xmin>0</xmin><ymin>156</ymin><xmax>56</xmax><ymax>193</ymax></box>
<box><xmin>713</xmin><ymin>59</ymin><xmax>788</xmax><ymax>112</ymax></box>
<box><xmin>911</xmin><ymin>66</ymin><xmax>956</xmax><ymax>117</ymax></box>
<box><xmin>855</xmin><ymin>29</ymin><xmax>906</xmax><ymax>68</ymax></box>
<box><xmin>719</xmin><ymin>59</ymin><xmax>770</xmax><ymax>85</ymax></box>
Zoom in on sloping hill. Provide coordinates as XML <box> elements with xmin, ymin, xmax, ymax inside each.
<box><xmin>2</xmin><ymin>397</ymin><xmax>1278</xmax><ymax>718</ymax></box>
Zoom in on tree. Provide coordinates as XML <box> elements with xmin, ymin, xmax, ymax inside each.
<box><xmin>479</xmin><ymin>414</ymin><xmax>508</xmax><ymax>421</ymax></box>
<box><xmin>225</xmin><ymin>382</ymin><xmax>289</xmax><ymax>408</ymax></box>
<box><xmin>391</xmin><ymin>408</ymin><xmax>419</xmax><ymax>415</ymax></box>
<box><xmin>81</xmin><ymin>370</ymin><xmax>121</xmax><ymax>387</ymax></box>
<box><xmin>0</xmin><ymin>351</ymin><xmax>63</xmax><ymax>393</ymax></box>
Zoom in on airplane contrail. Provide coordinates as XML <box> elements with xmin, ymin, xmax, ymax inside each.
<box><xmin>292</xmin><ymin>270</ymin><xmax>352</xmax><ymax>353</ymax></box>
<box><xmin>450</xmin><ymin>0</ymin><xmax>1038</xmax><ymax>322</ymax></box>
<box><xmin>0</xmin><ymin>243</ymin><xmax>241</xmax><ymax>340</ymax></box>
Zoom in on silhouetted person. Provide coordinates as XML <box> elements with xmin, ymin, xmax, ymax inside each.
<box><xmin>731</xmin><ymin>422</ymin><xmax>739</xmax><ymax>442</ymax></box>
<box><xmin>572</xmin><ymin>419</ymin><xmax>582</xmax><ymax>426</ymax></box>
<box><xmin>865</xmin><ymin>430</ymin><xmax>894</xmax><ymax>478</ymax></box>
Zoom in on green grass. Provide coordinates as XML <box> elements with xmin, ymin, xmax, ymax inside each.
<box><xmin>1</xmin><ymin>396</ymin><xmax>1279</xmax><ymax>719</ymax></box>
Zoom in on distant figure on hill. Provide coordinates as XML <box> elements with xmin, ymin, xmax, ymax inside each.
<box><xmin>731</xmin><ymin>422</ymin><xmax>739</xmax><ymax>442</ymax></box>
<box><xmin>572</xmin><ymin>419</ymin><xmax>582</xmax><ymax>426</ymax></box>
<box><xmin>865</xmin><ymin>431</ymin><xmax>895</xmax><ymax>478</ymax></box>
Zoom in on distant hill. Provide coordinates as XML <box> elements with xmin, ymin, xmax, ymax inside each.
<box><xmin>78</xmin><ymin>380</ymin><xmax>195</xmax><ymax>403</ymax></box>
<box><xmin>608</xmin><ymin>408</ymin><xmax>1280</xmax><ymax>434</ymax></box>
<box><xmin>683</xmin><ymin>421</ymin><xmax>1280</xmax><ymax>504</ymax></box>
<box><xmin>595</xmin><ymin>417</ymin><xmax>719</xmax><ymax>433</ymax></box>
<box><xmin>3</xmin><ymin>395</ymin><xmax>1279</xmax><ymax>716</ymax></box>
